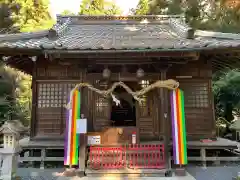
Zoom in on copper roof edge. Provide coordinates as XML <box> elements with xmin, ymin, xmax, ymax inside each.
<box><xmin>195</xmin><ymin>30</ymin><xmax>240</xmax><ymax>40</ymax></box>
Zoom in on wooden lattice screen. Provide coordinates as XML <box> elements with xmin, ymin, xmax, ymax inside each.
<box><xmin>137</xmin><ymin>80</ymin><xmax>159</xmax><ymax>140</ymax></box>
<box><xmin>93</xmin><ymin>80</ymin><xmax>111</xmax><ymax>131</ymax></box>
<box><xmin>178</xmin><ymin>79</ymin><xmax>213</xmax><ymax>136</ymax></box>
<box><xmin>183</xmin><ymin>82</ymin><xmax>209</xmax><ymax>108</ymax></box>
<box><xmin>36</xmin><ymin>82</ymin><xmax>78</xmax><ymax>135</ymax></box>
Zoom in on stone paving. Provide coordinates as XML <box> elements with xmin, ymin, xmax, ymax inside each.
<box><xmin>187</xmin><ymin>165</ymin><xmax>239</xmax><ymax>180</ymax></box>
<box><xmin>55</xmin><ymin>173</ymin><xmax>196</xmax><ymax>180</ymax></box>
<box><xmin>16</xmin><ymin>168</ymin><xmax>196</xmax><ymax>180</ymax></box>
<box><xmin>17</xmin><ymin>166</ymin><xmax>240</xmax><ymax>180</ymax></box>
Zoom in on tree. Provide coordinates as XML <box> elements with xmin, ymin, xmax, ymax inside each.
<box><xmin>148</xmin><ymin>0</ymin><xmax>168</xmax><ymax>14</ymax></box>
<box><xmin>167</xmin><ymin>0</ymin><xmax>183</xmax><ymax>15</ymax></box>
<box><xmin>146</xmin><ymin>0</ymin><xmax>240</xmax><ymax>32</ymax></box>
<box><xmin>2</xmin><ymin>0</ymin><xmax>54</xmax><ymax>32</ymax></box>
<box><xmin>207</xmin><ymin>0</ymin><xmax>240</xmax><ymax>33</ymax></box>
<box><xmin>61</xmin><ymin>10</ymin><xmax>76</xmax><ymax>16</ymax></box>
<box><xmin>105</xmin><ymin>3</ymin><xmax>122</xmax><ymax>15</ymax></box>
<box><xmin>0</xmin><ymin>3</ymin><xmax>13</xmax><ymax>31</ymax></box>
<box><xmin>79</xmin><ymin>0</ymin><xmax>122</xmax><ymax>15</ymax></box>
<box><xmin>213</xmin><ymin>69</ymin><xmax>240</xmax><ymax>134</ymax></box>
<box><xmin>0</xmin><ymin>62</ymin><xmax>32</xmax><ymax>126</ymax></box>
<box><xmin>135</xmin><ymin>0</ymin><xmax>150</xmax><ymax>15</ymax></box>
<box><xmin>0</xmin><ymin>0</ymin><xmax>53</xmax><ymax>126</ymax></box>
<box><xmin>184</xmin><ymin>0</ymin><xmax>203</xmax><ymax>28</ymax></box>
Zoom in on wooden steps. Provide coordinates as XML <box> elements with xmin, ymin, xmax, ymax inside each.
<box><xmin>85</xmin><ymin>168</ymin><xmax>171</xmax><ymax>177</ymax></box>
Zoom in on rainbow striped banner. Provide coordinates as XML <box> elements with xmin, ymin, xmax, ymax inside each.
<box><xmin>64</xmin><ymin>89</ymin><xmax>81</xmax><ymax>166</ymax></box>
<box><xmin>170</xmin><ymin>89</ymin><xmax>188</xmax><ymax>165</ymax></box>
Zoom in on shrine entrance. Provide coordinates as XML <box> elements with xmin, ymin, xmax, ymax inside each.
<box><xmin>110</xmin><ymin>86</ymin><xmax>136</xmax><ymax>127</ymax></box>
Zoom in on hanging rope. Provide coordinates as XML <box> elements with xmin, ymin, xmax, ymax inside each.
<box><xmin>65</xmin><ymin>79</ymin><xmax>179</xmax><ymax>109</ymax></box>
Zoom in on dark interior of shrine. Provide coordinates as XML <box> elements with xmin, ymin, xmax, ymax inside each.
<box><xmin>110</xmin><ymin>86</ymin><xmax>136</xmax><ymax>127</ymax></box>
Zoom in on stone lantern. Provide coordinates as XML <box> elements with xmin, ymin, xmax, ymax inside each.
<box><xmin>230</xmin><ymin>116</ymin><xmax>240</xmax><ymax>141</ymax></box>
<box><xmin>0</xmin><ymin>120</ymin><xmax>28</xmax><ymax>180</ymax></box>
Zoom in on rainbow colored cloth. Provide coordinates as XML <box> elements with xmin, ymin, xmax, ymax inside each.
<box><xmin>64</xmin><ymin>89</ymin><xmax>81</xmax><ymax>166</ymax></box>
<box><xmin>170</xmin><ymin>89</ymin><xmax>188</xmax><ymax>165</ymax></box>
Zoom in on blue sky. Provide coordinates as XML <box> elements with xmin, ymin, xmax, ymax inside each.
<box><xmin>49</xmin><ymin>0</ymin><xmax>139</xmax><ymax>18</ymax></box>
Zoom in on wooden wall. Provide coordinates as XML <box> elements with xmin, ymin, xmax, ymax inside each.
<box><xmin>31</xmin><ymin>57</ymin><xmax>215</xmax><ymax>141</ymax></box>
<box><xmin>168</xmin><ymin>59</ymin><xmax>215</xmax><ymax>140</ymax></box>
<box><xmin>32</xmin><ymin>61</ymin><xmax>86</xmax><ymax>138</ymax></box>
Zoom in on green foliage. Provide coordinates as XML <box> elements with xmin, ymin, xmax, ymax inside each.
<box><xmin>142</xmin><ymin>0</ymin><xmax>240</xmax><ymax>33</ymax></box>
<box><xmin>79</xmin><ymin>0</ymin><xmax>122</xmax><ymax>15</ymax></box>
<box><xmin>135</xmin><ymin>0</ymin><xmax>150</xmax><ymax>15</ymax></box>
<box><xmin>148</xmin><ymin>0</ymin><xmax>168</xmax><ymax>14</ymax></box>
<box><xmin>0</xmin><ymin>0</ymin><xmax>53</xmax><ymax>126</ymax></box>
<box><xmin>0</xmin><ymin>2</ymin><xmax>15</xmax><ymax>31</ymax></box>
<box><xmin>213</xmin><ymin>69</ymin><xmax>240</xmax><ymax>133</ymax></box>
<box><xmin>105</xmin><ymin>3</ymin><xmax>122</xmax><ymax>15</ymax></box>
<box><xmin>167</xmin><ymin>0</ymin><xmax>182</xmax><ymax>15</ymax></box>
<box><xmin>61</xmin><ymin>10</ymin><xmax>76</xmax><ymax>16</ymax></box>
<box><xmin>0</xmin><ymin>64</ymin><xmax>32</xmax><ymax>125</ymax></box>
<box><xmin>1</xmin><ymin>0</ymin><xmax>54</xmax><ymax>32</ymax></box>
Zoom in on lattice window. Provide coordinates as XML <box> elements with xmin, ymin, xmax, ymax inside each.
<box><xmin>96</xmin><ymin>96</ymin><xmax>108</xmax><ymax>115</ymax></box>
<box><xmin>139</xmin><ymin>80</ymin><xmax>150</xmax><ymax>88</ymax></box>
<box><xmin>139</xmin><ymin>95</ymin><xmax>152</xmax><ymax>117</ymax></box>
<box><xmin>62</xmin><ymin>83</ymin><xmax>77</xmax><ymax>105</ymax></box>
<box><xmin>182</xmin><ymin>82</ymin><xmax>209</xmax><ymax>108</ymax></box>
<box><xmin>138</xmin><ymin>80</ymin><xmax>152</xmax><ymax>117</ymax></box>
<box><xmin>38</xmin><ymin>83</ymin><xmax>63</xmax><ymax>108</ymax></box>
<box><xmin>38</xmin><ymin>83</ymin><xmax>79</xmax><ymax>108</ymax></box>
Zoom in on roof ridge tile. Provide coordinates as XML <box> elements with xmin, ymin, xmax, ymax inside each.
<box><xmin>48</xmin><ymin>18</ymin><xmax>71</xmax><ymax>40</ymax></box>
<box><xmin>169</xmin><ymin>18</ymin><xmax>194</xmax><ymax>39</ymax></box>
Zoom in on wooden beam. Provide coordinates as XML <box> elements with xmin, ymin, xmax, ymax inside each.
<box><xmin>87</xmin><ymin>73</ymin><xmax>160</xmax><ymax>82</ymax></box>
<box><xmin>188</xmin><ymin>156</ymin><xmax>240</xmax><ymax>161</ymax></box>
<box><xmin>58</xmin><ymin>59</ymin><xmax>191</xmax><ymax>66</ymax></box>
<box><xmin>48</xmin><ymin>51</ymin><xmax>199</xmax><ymax>59</ymax></box>
<box><xmin>0</xmin><ymin>48</ymin><xmax>41</xmax><ymax>56</ymax></box>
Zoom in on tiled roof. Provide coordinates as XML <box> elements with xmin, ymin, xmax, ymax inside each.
<box><xmin>1</xmin><ymin>15</ymin><xmax>240</xmax><ymax>51</ymax></box>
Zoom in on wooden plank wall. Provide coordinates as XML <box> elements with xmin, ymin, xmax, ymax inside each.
<box><xmin>136</xmin><ymin>81</ymin><xmax>160</xmax><ymax>141</ymax></box>
<box><xmin>32</xmin><ymin>61</ymin><xmax>86</xmax><ymax>138</ymax></box>
<box><xmin>168</xmin><ymin>59</ymin><xmax>215</xmax><ymax>140</ymax></box>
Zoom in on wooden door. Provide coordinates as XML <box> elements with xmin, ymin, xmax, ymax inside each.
<box><xmin>136</xmin><ymin>80</ymin><xmax>159</xmax><ymax>141</ymax></box>
<box><xmin>92</xmin><ymin>80</ymin><xmax>111</xmax><ymax>131</ymax></box>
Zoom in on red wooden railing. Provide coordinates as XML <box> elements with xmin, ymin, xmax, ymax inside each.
<box><xmin>88</xmin><ymin>144</ymin><xmax>165</xmax><ymax>169</ymax></box>
<box><xmin>89</xmin><ymin>146</ymin><xmax>125</xmax><ymax>169</ymax></box>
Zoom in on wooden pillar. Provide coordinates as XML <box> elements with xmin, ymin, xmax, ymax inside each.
<box><xmin>160</xmin><ymin>68</ymin><xmax>170</xmax><ymax>170</ymax></box>
<box><xmin>30</xmin><ymin>59</ymin><xmax>37</xmax><ymax>138</ymax></box>
<box><xmin>78</xmin><ymin>85</ymin><xmax>86</xmax><ymax>175</ymax></box>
